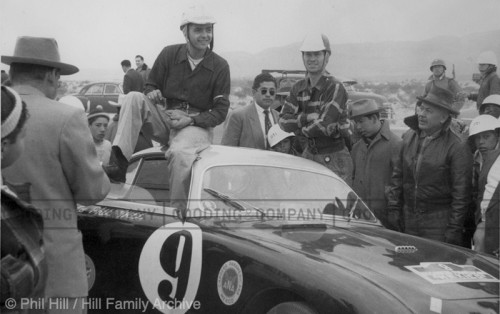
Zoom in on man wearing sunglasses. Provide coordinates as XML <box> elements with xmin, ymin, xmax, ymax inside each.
<box><xmin>105</xmin><ymin>5</ymin><xmax>230</xmax><ymax>219</ymax></box>
<box><xmin>221</xmin><ymin>73</ymin><xmax>280</xmax><ymax>150</ymax></box>
<box><xmin>279</xmin><ymin>33</ymin><xmax>353</xmax><ymax>185</ymax></box>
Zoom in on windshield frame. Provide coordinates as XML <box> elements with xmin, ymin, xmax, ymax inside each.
<box><xmin>190</xmin><ymin>163</ymin><xmax>380</xmax><ymax>225</ymax></box>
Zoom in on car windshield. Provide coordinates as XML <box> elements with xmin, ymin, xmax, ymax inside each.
<box><xmin>199</xmin><ymin>165</ymin><xmax>377</xmax><ymax>223</ymax></box>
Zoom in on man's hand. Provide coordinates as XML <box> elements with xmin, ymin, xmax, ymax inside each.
<box><xmin>166</xmin><ymin>109</ymin><xmax>189</xmax><ymax>120</ymax></box>
<box><xmin>167</xmin><ymin>115</ymin><xmax>193</xmax><ymax>130</ymax></box>
<box><xmin>146</xmin><ymin>89</ymin><xmax>164</xmax><ymax>104</ymax></box>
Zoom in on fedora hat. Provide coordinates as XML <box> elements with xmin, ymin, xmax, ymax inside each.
<box><xmin>416</xmin><ymin>85</ymin><xmax>458</xmax><ymax>115</ymax></box>
<box><xmin>2</xmin><ymin>36</ymin><xmax>78</xmax><ymax>75</ymax></box>
<box><xmin>349</xmin><ymin>99</ymin><xmax>382</xmax><ymax>119</ymax></box>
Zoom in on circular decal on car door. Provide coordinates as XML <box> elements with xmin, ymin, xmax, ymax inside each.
<box><xmin>138</xmin><ymin>222</ymin><xmax>202</xmax><ymax>314</ymax></box>
<box><xmin>217</xmin><ymin>260</ymin><xmax>243</xmax><ymax>306</ymax></box>
<box><xmin>85</xmin><ymin>254</ymin><xmax>96</xmax><ymax>291</ymax></box>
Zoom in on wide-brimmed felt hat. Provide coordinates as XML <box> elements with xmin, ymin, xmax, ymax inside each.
<box><xmin>416</xmin><ymin>85</ymin><xmax>458</xmax><ymax>115</ymax></box>
<box><xmin>2</xmin><ymin>36</ymin><xmax>79</xmax><ymax>75</ymax></box>
<box><xmin>349</xmin><ymin>99</ymin><xmax>382</xmax><ymax>119</ymax></box>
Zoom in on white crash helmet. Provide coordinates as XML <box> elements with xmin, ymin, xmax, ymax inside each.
<box><xmin>482</xmin><ymin>94</ymin><xmax>500</xmax><ymax>107</ymax></box>
<box><xmin>300</xmin><ymin>33</ymin><xmax>331</xmax><ymax>53</ymax></box>
<box><xmin>267</xmin><ymin>124</ymin><xmax>294</xmax><ymax>147</ymax></box>
<box><xmin>180</xmin><ymin>5</ymin><xmax>216</xmax><ymax>30</ymax></box>
<box><xmin>477</xmin><ymin>51</ymin><xmax>498</xmax><ymax>66</ymax></box>
<box><xmin>468</xmin><ymin>114</ymin><xmax>500</xmax><ymax>137</ymax></box>
<box><xmin>59</xmin><ymin>95</ymin><xmax>86</xmax><ymax>112</ymax></box>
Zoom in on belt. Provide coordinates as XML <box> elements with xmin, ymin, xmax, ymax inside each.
<box><xmin>165</xmin><ymin>99</ymin><xmax>201</xmax><ymax>115</ymax></box>
<box><xmin>307</xmin><ymin>137</ymin><xmax>345</xmax><ymax>154</ymax></box>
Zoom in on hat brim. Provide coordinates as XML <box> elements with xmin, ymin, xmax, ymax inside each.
<box><xmin>416</xmin><ymin>96</ymin><xmax>459</xmax><ymax>115</ymax></box>
<box><xmin>1</xmin><ymin>56</ymin><xmax>79</xmax><ymax>75</ymax></box>
<box><xmin>87</xmin><ymin>113</ymin><xmax>110</xmax><ymax>121</ymax></box>
<box><xmin>350</xmin><ymin>108</ymin><xmax>383</xmax><ymax>119</ymax></box>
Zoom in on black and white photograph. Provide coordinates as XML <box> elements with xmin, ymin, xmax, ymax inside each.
<box><xmin>1</xmin><ymin>0</ymin><xmax>499</xmax><ymax>313</ymax></box>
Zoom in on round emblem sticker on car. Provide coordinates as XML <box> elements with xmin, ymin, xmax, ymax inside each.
<box><xmin>217</xmin><ymin>260</ymin><xmax>243</xmax><ymax>306</ymax></box>
<box><xmin>85</xmin><ymin>254</ymin><xmax>96</xmax><ymax>291</ymax></box>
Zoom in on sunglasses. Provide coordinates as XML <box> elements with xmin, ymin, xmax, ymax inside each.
<box><xmin>258</xmin><ymin>88</ymin><xmax>276</xmax><ymax>96</ymax></box>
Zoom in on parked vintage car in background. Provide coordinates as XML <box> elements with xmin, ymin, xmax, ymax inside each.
<box><xmin>74</xmin><ymin>81</ymin><xmax>123</xmax><ymax>113</ymax></box>
<box><xmin>78</xmin><ymin>145</ymin><xmax>499</xmax><ymax>313</ymax></box>
<box><xmin>263</xmin><ymin>70</ymin><xmax>395</xmax><ymax>120</ymax></box>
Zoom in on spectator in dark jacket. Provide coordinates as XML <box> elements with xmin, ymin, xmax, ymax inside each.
<box><xmin>386</xmin><ymin>85</ymin><xmax>472</xmax><ymax>246</ymax></box>
<box><xmin>135</xmin><ymin>55</ymin><xmax>151</xmax><ymax>84</ymax></box>
<box><xmin>469</xmin><ymin>51</ymin><xmax>500</xmax><ymax>113</ymax></box>
<box><xmin>350</xmin><ymin>99</ymin><xmax>402</xmax><ymax>227</ymax></box>
<box><xmin>121</xmin><ymin>59</ymin><xmax>144</xmax><ymax>94</ymax></box>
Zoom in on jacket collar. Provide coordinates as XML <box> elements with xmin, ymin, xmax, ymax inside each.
<box><xmin>12</xmin><ymin>84</ymin><xmax>46</xmax><ymax>97</ymax></box>
<box><xmin>379</xmin><ymin>120</ymin><xmax>392</xmax><ymax>140</ymax></box>
<box><xmin>175</xmin><ymin>44</ymin><xmax>215</xmax><ymax>71</ymax></box>
<box><xmin>404</xmin><ymin>113</ymin><xmax>452</xmax><ymax>137</ymax></box>
<box><xmin>297</xmin><ymin>73</ymin><xmax>330</xmax><ymax>93</ymax></box>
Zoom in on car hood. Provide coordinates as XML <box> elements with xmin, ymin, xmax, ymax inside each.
<box><xmin>201</xmin><ymin>218</ymin><xmax>499</xmax><ymax>303</ymax></box>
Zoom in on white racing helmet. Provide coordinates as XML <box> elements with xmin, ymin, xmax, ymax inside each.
<box><xmin>468</xmin><ymin>114</ymin><xmax>500</xmax><ymax>137</ymax></box>
<box><xmin>300</xmin><ymin>33</ymin><xmax>331</xmax><ymax>53</ymax></box>
<box><xmin>477</xmin><ymin>51</ymin><xmax>498</xmax><ymax>66</ymax></box>
<box><xmin>267</xmin><ymin>124</ymin><xmax>294</xmax><ymax>147</ymax></box>
<box><xmin>482</xmin><ymin>94</ymin><xmax>500</xmax><ymax>107</ymax></box>
<box><xmin>59</xmin><ymin>95</ymin><xmax>86</xmax><ymax>112</ymax></box>
<box><xmin>180</xmin><ymin>5</ymin><xmax>216</xmax><ymax>30</ymax></box>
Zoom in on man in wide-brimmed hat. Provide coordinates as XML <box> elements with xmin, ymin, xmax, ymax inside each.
<box><xmin>386</xmin><ymin>85</ymin><xmax>472</xmax><ymax>247</ymax></box>
<box><xmin>350</xmin><ymin>99</ymin><xmax>402</xmax><ymax>228</ymax></box>
<box><xmin>2</xmin><ymin>36</ymin><xmax>110</xmax><ymax>313</ymax></box>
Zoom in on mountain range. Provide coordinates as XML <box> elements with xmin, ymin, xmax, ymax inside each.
<box><xmin>75</xmin><ymin>29</ymin><xmax>500</xmax><ymax>82</ymax></box>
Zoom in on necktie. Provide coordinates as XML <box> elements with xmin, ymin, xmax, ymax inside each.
<box><xmin>264</xmin><ymin>109</ymin><xmax>272</xmax><ymax>149</ymax></box>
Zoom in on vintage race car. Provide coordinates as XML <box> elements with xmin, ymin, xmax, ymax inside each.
<box><xmin>78</xmin><ymin>145</ymin><xmax>499</xmax><ymax>314</ymax></box>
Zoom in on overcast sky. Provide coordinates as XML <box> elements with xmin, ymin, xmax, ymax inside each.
<box><xmin>1</xmin><ymin>0</ymin><xmax>499</xmax><ymax>80</ymax></box>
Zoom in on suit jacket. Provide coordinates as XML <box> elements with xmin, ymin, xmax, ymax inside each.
<box><xmin>123</xmin><ymin>68</ymin><xmax>144</xmax><ymax>94</ymax></box>
<box><xmin>3</xmin><ymin>85</ymin><xmax>110</xmax><ymax>297</ymax></box>
<box><xmin>221</xmin><ymin>103</ymin><xmax>279</xmax><ymax>149</ymax></box>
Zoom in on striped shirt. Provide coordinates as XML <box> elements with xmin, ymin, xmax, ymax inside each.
<box><xmin>279</xmin><ymin>74</ymin><xmax>348</xmax><ymax>139</ymax></box>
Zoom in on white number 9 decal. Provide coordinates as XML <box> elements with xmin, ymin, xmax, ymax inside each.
<box><xmin>138</xmin><ymin>222</ymin><xmax>202</xmax><ymax>314</ymax></box>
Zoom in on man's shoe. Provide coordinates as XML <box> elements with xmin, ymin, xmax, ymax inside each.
<box><xmin>103</xmin><ymin>146</ymin><xmax>128</xmax><ymax>182</ymax></box>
